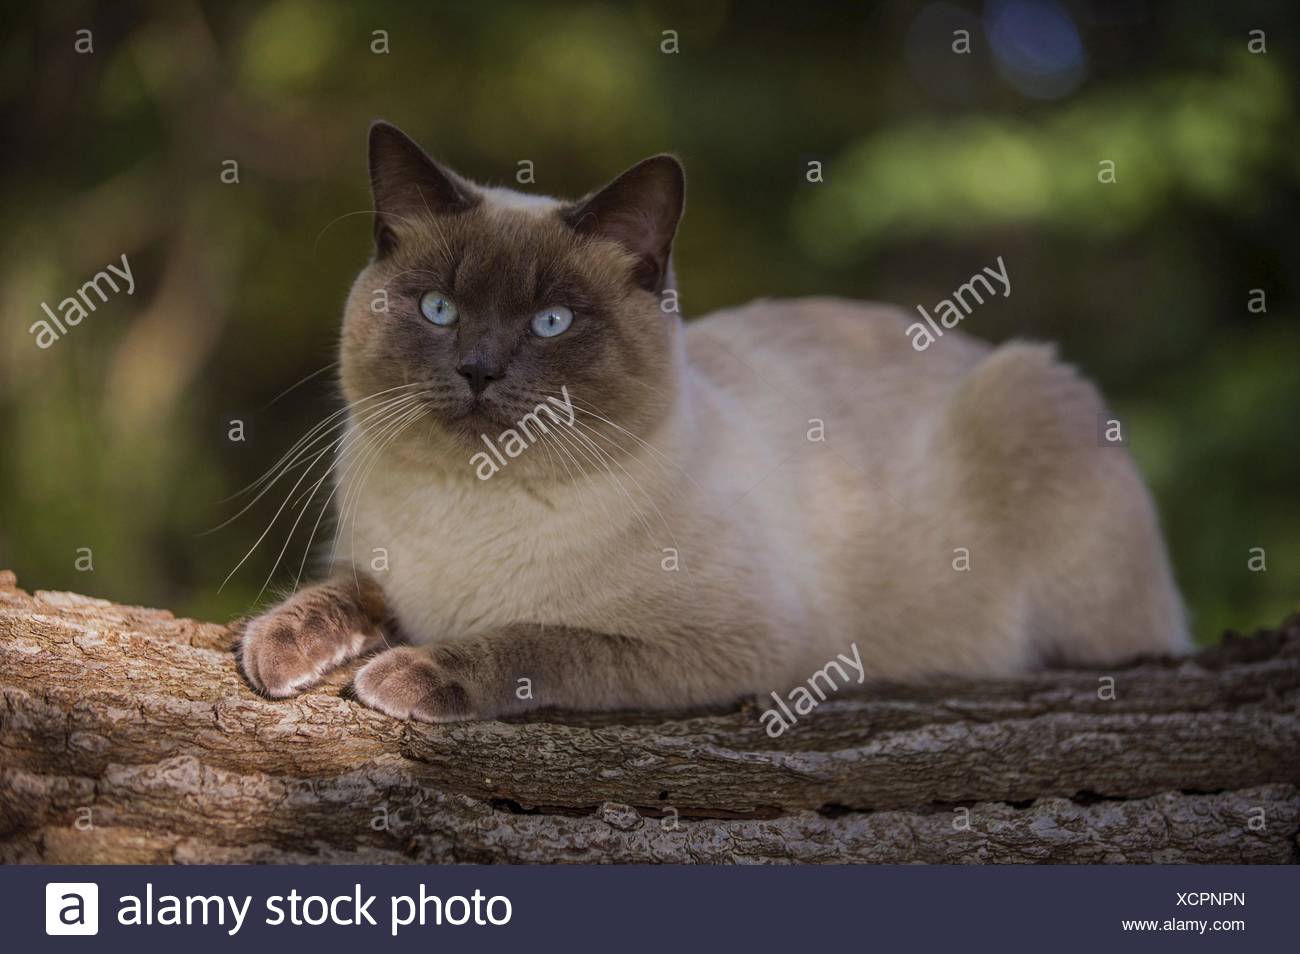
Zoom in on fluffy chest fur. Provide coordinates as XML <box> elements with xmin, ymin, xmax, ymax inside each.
<box><xmin>335</xmin><ymin>457</ymin><xmax>609</xmax><ymax>641</ymax></box>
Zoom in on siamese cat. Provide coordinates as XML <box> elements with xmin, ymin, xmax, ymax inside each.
<box><xmin>236</xmin><ymin>121</ymin><xmax>1188</xmax><ymax>722</ymax></box>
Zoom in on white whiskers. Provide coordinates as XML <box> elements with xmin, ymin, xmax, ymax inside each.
<box><xmin>214</xmin><ymin>383</ymin><xmax>428</xmax><ymax>597</ymax></box>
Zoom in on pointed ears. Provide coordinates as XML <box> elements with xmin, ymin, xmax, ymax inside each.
<box><xmin>562</xmin><ymin>155</ymin><xmax>685</xmax><ymax>293</ymax></box>
<box><xmin>367</xmin><ymin>121</ymin><xmax>478</xmax><ymax>254</ymax></box>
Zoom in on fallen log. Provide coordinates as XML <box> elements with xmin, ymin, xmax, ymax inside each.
<box><xmin>1</xmin><ymin>570</ymin><xmax>1296</xmax><ymax>863</ymax></box>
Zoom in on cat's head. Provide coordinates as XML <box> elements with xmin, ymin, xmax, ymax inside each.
<box><xmin>340</xmin><ymin>121</ymin><xmax>685</xmax><ymax>474</ymax></box>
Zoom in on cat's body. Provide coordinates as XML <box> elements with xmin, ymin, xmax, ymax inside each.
<box><xmin>237</xmin><ymin>123</ymin><xmax>1187</xmax><ymax>721</ymax></box>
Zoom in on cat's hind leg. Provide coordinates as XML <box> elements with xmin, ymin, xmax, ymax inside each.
<box><xmin>945</xmin><ymin>341</ymin><xmax>1190</xmax><ymax>666</ymax></box>
<box><xmin>237</xmin><ymin>574</ymin><xmax>389</xmax><ymax>697</ymax></box>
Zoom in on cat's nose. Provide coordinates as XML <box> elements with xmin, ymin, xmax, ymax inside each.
<box><xmin>457</xmin><ymin>359</ymin><xmax>502</xmax><ymax>396</ymax></box>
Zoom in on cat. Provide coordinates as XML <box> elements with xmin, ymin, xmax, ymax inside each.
<box><xmin>236</xmin><ymin>120</ymin><xmax>1189</xmax><ymax>722</ymax></box>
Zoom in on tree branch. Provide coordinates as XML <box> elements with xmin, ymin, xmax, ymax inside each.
<box><xmin>1</xmin><ymin>570</ymin><xmax>1296</xmax><ymax>863</ymax></box>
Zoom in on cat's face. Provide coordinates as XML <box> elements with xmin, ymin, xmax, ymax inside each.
<box><xmin>340</xmin><ymin>122</ymin><xmax>684</xmax><ymax>475</ymax></box>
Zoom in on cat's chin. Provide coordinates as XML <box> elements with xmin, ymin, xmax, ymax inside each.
<box><xmin>438</xmin><ymin>403</ymin><xmax>518</xmax><ymax>442</ymax></box>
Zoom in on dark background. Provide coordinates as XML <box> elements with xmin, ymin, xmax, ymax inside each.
<box><xmin>1</xmin><ymin>0</ymin><xmax>1295</xmax><ymax>641</ymax></box>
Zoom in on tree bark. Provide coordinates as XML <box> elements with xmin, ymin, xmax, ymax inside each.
<box><xmin>1</xmin><ymin>570</ymin><xmax>1296</xmax><ymax>863</ymax></box>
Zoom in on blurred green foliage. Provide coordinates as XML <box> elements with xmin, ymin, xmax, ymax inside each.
<box><xmin>1</xmin><ymin>1</ymin><xmax>1296</xmax><ymax>641</ymax></box>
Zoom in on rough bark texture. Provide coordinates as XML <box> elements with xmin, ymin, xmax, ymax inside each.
<box><xmin>1</xmin><ymin>570</ymin><xmax>1297</xmax><ymax>864</ymax></box>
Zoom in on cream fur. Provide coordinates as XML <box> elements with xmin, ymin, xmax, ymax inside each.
<box><xmin>334</xmin><ymin>274</ymin><xmax>1189</xmax><ymax>702</ymax></box>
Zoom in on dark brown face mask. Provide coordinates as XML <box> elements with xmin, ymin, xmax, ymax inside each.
<box><xmin>351</xmin><ymin>121</ymin><xmax>685</xmax><ymax>447</ymax></box>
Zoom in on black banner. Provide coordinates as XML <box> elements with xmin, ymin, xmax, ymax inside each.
<box><xmin>14</xmin><ymin>865</ymin><xmax>1289</xmax><ymax>951</ymax></box>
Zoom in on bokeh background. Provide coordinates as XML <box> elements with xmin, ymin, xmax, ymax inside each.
<box><xmin>1</xmin><ymin>1</ymin><xmax>1296</xmax><ymax>641</ymax></box>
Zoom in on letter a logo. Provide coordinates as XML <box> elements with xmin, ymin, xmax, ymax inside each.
<box><xmin>45</xmin><ymin>883</ymin><xmax>99</xmax><ymax>935</ymax></box>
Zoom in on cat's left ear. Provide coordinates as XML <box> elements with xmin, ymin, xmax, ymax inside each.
<box><xmin>563</xmin><ymin>155</ymin><xmax>685</xmax><ymax>293</ymax></box>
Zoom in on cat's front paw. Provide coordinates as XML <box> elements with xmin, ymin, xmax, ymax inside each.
<box><xmin>352</xmin><ymin>647</ymin><xmax>479</xmax><ymax>723</ymax></box>
<box><xmin>238</xmin><ymin>597</ymin><xmax>375</xmax><ymax>698</ymax></box>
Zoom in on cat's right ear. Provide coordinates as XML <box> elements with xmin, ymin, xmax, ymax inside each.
<box><xmin>368</xmin><ymin>121</ymin><xmax>478</xmax><ymax>256</ymax></box>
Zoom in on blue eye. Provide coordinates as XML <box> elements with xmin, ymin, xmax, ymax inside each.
<box><xmin>420</xmin><ymin>292</ymin><xmax>458</xmax><ymax>326</ymax></box>
<box><xmin>531</xmin><ymin>305</ymin><xmax>573</xmax><ymax>338</ymax></box>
